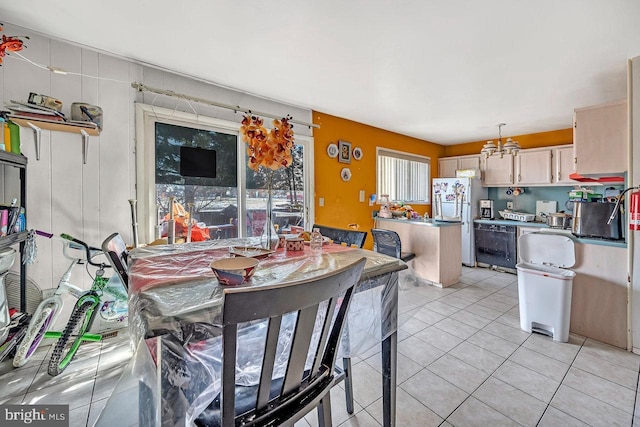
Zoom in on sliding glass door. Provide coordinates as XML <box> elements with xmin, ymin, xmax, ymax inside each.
<box><xmin>136</xmin><ymin>104</ymin><xmax>313</xmax><ymax>243</ymax></box>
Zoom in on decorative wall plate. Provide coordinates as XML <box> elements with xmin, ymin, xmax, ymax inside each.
<box><xmin>341</xmin><ymin>168</ymin><xmax>352</xmax><ymax>182</ymax></box>
<box><xmin>352</xmin><ymin>146</ymin><xmax>363</xmax><ymax>160</ymax></box>
<box><xmin>327</xmin><ymin>143</ymin><xmax>339</xmax><ymax>158</ymax></box>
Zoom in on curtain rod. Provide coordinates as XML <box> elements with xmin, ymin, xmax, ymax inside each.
<box><xmin>131</xmin><ymin>82</ymin><xmax>319</xmax><ymax>129</ymax></box>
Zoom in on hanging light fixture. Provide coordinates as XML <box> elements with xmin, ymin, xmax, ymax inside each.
<box><xmin>480</xmin><ymin>123</ymin><xmax>521</xmax><ymax>158</ymax></box>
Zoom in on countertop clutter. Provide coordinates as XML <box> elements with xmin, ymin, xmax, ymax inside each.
<box><xmin>375</xmin><ymin>216</ymin><xmax>463</xmax><ymax>227</ymax></box>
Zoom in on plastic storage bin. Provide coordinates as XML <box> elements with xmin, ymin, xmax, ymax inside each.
<box><xmin>516</xmin><ymin>233</ymin><xmax>576</xmax><ymax>342</ymax></box>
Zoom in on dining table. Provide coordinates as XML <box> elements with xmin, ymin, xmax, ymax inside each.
<box><xmin>98</xmin><ymin>237</ymin><xmax>407</xmax><ymax>426</ymax></box>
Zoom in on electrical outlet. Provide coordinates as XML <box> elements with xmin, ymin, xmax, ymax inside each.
<box><xmin>507</xmin><ymin>202</ymin><xmax>514</xmax><ymax>210</ymax></box>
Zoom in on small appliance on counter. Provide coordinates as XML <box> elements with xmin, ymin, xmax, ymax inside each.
<box><xmin>479</xmin><ymin>199</ymin><xmax>494</xmax><ymax>219</ymax></box>
<box><xmin>572</xmin><ymin>201</ymin><xmax>623</xmax><ymax>240</ymax></box>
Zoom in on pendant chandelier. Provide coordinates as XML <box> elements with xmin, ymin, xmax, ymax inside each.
<box><xmin>480</xmin><ymin>123</ymin><xmax>521</xmax><ymax>158</ymax></box>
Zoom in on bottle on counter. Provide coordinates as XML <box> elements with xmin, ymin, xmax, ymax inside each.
<box><xmin>310</xmin><ymin>227</ymin><xmax>323</xmax><ymax>255</ymax></box>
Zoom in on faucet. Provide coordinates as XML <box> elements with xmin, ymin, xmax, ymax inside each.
<box><xmin>607</xmin><ymin>186</ymin><xmax>638</xmax><ymax>225</ymax></box>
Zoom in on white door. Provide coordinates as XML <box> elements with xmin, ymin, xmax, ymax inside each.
<box><xmin>554</xmin><ymin>146</ymin><xmax>576</xmax><ymax>184</ymax></box>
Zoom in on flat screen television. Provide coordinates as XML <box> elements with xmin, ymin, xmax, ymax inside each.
<box><xmin>180</xmin><ymin>146</ymin><xmax>216</xmax><ymax>179</ymax></box>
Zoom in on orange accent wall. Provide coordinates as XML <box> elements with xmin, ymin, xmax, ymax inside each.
<box><xmin>443</xmin><ymin>128</ymin><xmax>573</xmax><ymax>157</ymax></box>
<box><xmin>312</xmin><ymin>111</ymin><xmax>445</xmax><ymax>249</ymax></box>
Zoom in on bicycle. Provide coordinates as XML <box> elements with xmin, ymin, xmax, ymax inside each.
<box><xmin>0</xmin><ymin>246</ymin><xmax>30</xmax><ymax>363</ymax></box>
<box><xmin>12</xmin><ymin>232</ymin><xmax>128</xmax><ymax>376</ymax></box>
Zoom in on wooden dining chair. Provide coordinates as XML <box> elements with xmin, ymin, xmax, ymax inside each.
<box><xmin>195</xmin><ymin>257</ymin><xmax>367</xmax><ymax>427</ymax></box>
<box><xmin>312</xmin><ymin>224</ymin><xmax>367</xmax><ymax>248</ymax></box>
<box><xmin>310</xmin><ymin>223</ymin><xmax>367</xmax><ymax>414</ymax></box>
<box><xmin>101</xmin><ymin>233</ymin><xmax>130</xmax><ymax>288</ymax></box>
<box><xmin>370</xmin><ymin>228</ymin><xmax>416</xmax><ymax>263</ymax></box>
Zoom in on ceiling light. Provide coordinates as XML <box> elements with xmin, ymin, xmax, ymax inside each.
<box><xmin>480</xmin><ymin>123</ymin><xmax>520</xmax><ymax>158</ymax></box>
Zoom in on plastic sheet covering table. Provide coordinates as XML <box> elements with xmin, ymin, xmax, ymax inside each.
<box><xmin>103</xmin><ymin>237</ymin><xmax>407</xmax><ymax>427</ymax></box>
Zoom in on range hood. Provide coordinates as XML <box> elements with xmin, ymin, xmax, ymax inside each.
<box><xmin>568</xmin><ymin>173</ymin><xmax>625</xmax><ymax>184</ymax></box>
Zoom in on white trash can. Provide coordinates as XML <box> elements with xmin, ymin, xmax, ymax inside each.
<box><xmin>516</xmin><ymin>233</ymin><xmax>576</xmax><ymax>342</ymax></box>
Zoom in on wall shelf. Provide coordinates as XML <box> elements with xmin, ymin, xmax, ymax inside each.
<box><xmin>9</xmin><ymin>116</ymin><xmax>100</xmax><ymax>164</ymax></box>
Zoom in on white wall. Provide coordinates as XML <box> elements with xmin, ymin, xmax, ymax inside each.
<box><xmin>0</xmin><ymin>23</ymin><xmax>311</xmax><ymax>320</ymax></box>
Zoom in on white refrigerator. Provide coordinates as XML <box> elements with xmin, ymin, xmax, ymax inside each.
<box><xmin>432</xmin><ymin>177</ymin><xmax>488</xmax><ymax>266</ymax></box>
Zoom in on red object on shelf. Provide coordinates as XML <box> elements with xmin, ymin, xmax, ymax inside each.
<box><xmin>568</xmin><ymin>173</ymin><xmax>625</xmax><ymax>183</ymax></box>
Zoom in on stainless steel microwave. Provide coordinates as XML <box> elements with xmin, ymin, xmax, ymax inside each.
<box><xmin>572</xmin><ymin>201</ymin><xmax>623</xmax><ymax>240</ymax></box>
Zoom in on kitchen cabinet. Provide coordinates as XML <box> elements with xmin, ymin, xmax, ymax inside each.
<box><xmin>573</xmin><ymin>100</ymin><xmax>627</xmax><ymax>176</ymax></box>
<box><xmin>570</xmin><ymin>242</ymin><xmax>627</xmax><ymax>349</ymax></box>
<box><xmin>515</xmin><ymin>148</ymin><xmax>552</xmax><ymax>185</ymax></box>
<box><xmin>482</xmin><ymin>154</ymin><xmax>513</xmax><ymax>186</ymax></box>
<box><xmin>482</xmin><ymin>145</ymin><xmax>575</xmax><ymax>187</ymax></box>
<box><xmin>438</xmin><ymin>155</ymin><xmax>481</xmax><ymax>178</ymax></box>
<box><xmin>553</xmin><ymin>145</ymin><xmax>575</xmax><ymax>184</ymax></box>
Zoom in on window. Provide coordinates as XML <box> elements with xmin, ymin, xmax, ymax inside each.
<box><xmin>135</xmin><ymin>104</ymin><xmax>314</xmax><ymax>243</ymax></box>
<box><xmin>377</xmin><ymin>148</ymin><xmax>430</xmax><ymax>203</ymax></box>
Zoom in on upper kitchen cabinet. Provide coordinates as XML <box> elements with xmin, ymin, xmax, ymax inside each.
<box><xmin>482</xmin><ymin>146</ymin><xmax>571</xmax><ymax>186</ymax></box>
<box><xmin>553</xmin><ymin>145</ymin><xmax>575</xmax><ymax>184</ymax></box>
<box><xmin>574</xmin><ymin>100</ymin><xmax>628</xmax><ymax>175</ymax></box>
<box><xmin>483</xmin><ymin>154</ymin><xmax>513</xmax><ymax>186</ymax></box>
<box><xmin>514</xmin><ymin>148</ymin><xmax>553</xmax><ymax>185</ymax></box>
<box><xmin>438</xmin><ymin>154</ymin><xmax>481</xmax><ymax>178</ymax></box>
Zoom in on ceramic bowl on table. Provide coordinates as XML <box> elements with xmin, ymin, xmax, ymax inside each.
<box><xmin>210</xmin><ymin>257</ymin><xmax>259</xmax><ymax>286</ymax></box>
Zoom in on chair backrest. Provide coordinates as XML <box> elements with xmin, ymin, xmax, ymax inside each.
<box><xmin>101</xmin><ymin>233</ymin><xmax>129</xmax><ymax>288</ymax></box>
<box><xmin>312</xmin><ymin>224</ymin><xmax>367</xmax><ymax>248</ymax></box>
<box><xmin>371</xmin><ymin>228</ymin><xmax>403</xmax><ymax>259</ymax></box>
<box><xmin>219</xmin><ymin>257</ymin><xmax>366</xmax><ymax>426</ymax></box>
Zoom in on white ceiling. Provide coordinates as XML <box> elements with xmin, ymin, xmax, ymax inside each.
<box><xmin>1</xmin><ymin>1</ymin><xmax>639</xmax><ymax>145</ymax></box>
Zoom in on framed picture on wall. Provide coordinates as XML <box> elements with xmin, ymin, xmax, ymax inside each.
<box><xmin>338</xmin><ymin>140</ymin><xmax>352</xmax><ymax>163</ymax></box>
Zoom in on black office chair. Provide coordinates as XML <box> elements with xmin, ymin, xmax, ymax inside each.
<box><xmin>371</xmin><ymin>228</ymin><xmax>416</xmax><ymax>263</ymax></box>
<box><xmin>194</xmin><ymin>258</ymin><xmax>367</xmax><ymax>427</ymax></box>
<box><xmin>312</xmin><ymin>224</ymin><xmax>367</xmax><ymax>248</ymax></box>
<box><xmin>101</xmin><ymin>233</ymin><xmax>130</xmax><ymax>288</ymax></box>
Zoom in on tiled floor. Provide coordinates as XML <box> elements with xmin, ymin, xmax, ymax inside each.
<box><xmin>1</xmin><ymin>266</ymin><xmax>640</xmax><ymax>426</ymax></box>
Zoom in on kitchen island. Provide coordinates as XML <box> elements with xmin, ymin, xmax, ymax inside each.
<box><xmin>374</xmin><ymin>217</ymin><xmax>461</xmax><ymax>287</ymax></box>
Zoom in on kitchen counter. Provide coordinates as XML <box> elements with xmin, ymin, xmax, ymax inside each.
<box><xmin>473</xmin><ymin>219</ymin><xmax>627</xmax><ymax>248</ymax></box>
<box><xmin>475</xmin><ymin>219</ymin><xmax>628</xmax><ymax>349</ymax></box>
<box><xmin>375</xmin><ymin>216</ymin><xmax>464</xmax><ymax>227</ymax></box>
<box><xmin>374</xmin><ymin>217</ymin><xmax>461</xmax><ymax>287</ymax></box>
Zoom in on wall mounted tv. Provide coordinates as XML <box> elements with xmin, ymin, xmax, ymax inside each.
<box><xmin>180</xmin><ymin>146</ymin><xmax>216</xmax><ymax>179</ymax></box>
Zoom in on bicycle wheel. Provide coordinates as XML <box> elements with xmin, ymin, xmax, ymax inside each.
<box><xmin>47</xmin><ymin>300</ymin><xmax>95</xmax><ymax>376</ymax></box>
<box><xmin>13</xmin><ymin>304</ymin><xmax>56</xmax><ymax>367</ymax></box>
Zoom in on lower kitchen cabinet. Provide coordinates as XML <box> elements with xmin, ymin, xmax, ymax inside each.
<box><xmin>570</xmin><ymin>242</ymin><xmax>627</xmax><ymax>348</ymax></box>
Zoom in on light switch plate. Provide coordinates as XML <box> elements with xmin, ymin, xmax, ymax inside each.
<box><xmin>359</xmin><ymin>190</ymin><xmax>365</xmax><ymax>202</ymax></box>
<box><xmin>319</xmin><ymin>197</ymin><xmax>324</xmax><ymax>207</ymax></box>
